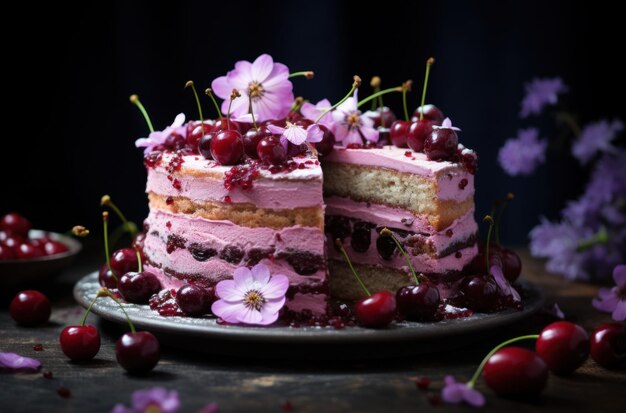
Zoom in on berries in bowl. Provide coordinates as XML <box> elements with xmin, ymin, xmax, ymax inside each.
<box><xmin>0</xmin><ymin>212</ymin><xmax>82</xmax><ymax>287</ymax></box>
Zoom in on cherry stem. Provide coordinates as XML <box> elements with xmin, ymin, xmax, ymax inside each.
<box><xmin>185</xmin><ymin>81</ymin><xmax>206</xmax><ymax>136</ymax></box>
<box><xmin>467</xmin><ymin>334</ymin><xmax>540</xmax><ymax>388</ymax></box>
<box><xmin>335</xmin><ymin>239</ymin><xmax>371</xmax><ymax>297</ymax></box>
<box><xmin>380</xmin><ymin>228</ymin><xmax>418</xmax><ymax>284</ymax></box>
<box><xmin>357</xmin><ymin>86</ymin><xmax>403</xmax><ymax>109</ymax></box>
<box><xmin>101</xmin><ymin>195</ymin><xmax>137</xmax><ymax>237</ymax></box>
<box><xmin>306</xmin><ymin>141</ymin><xmax>318</xmax><ymax>158</ymax></box>
<box><xmin>494</xmin><ymin>193</ymin><xmax>514</xmax><ymax>246</ymax></box>
<box><xmin>483</xmin><ymin>215</ymin><xmax>495</xmax><ymax>273</ymax></box>
<box><xmin>291</xmin><ymin>97</ymin><xmax>304</xmax><ymax>113</ymax></box>
<box><xmin>102</xmin><ymin>212</ymin><xmax>116</xmax><ymax>280</ymax></box>
<box><xmin>248</xmin><ymin>87</ymin><xmax>259</xmax><ymax>131</ymax></box>
<box><xmin>98</xmin><ymin>289</ymin><xmax>136</xmax><ymax>333</ymax></box>
<box><xmin>205</xmin><ymin>89</ymin><xmax>223</xmax><ymax>119</ymax></box>
<box><xmin>288</xmin><ymin>71</ymin><xmax>314</xmax><ymax>79</ymax></box>
<box><xmin>135</xmin><ymin>249</ymin><xmax>143</xmax><ymax>273</ymax></box>
<box><xmin>79</xmin><ymin>294</ymin><xmax>99</xmax><ymax>327</ymax></box>
<box><xmin>226</xmin><ymin>89</ymin><xmax>239</xmax><ymax>130</ymax></box>
<box><xmin>370</xmin><ymin>87</ymin><xmax>379</xmax><ymax>111</ymax></box>
<box><xmin>402</xmin><ymin>85</ymin><xmax>409</xmax><ymax>122</ymax></box>
<box><xmin>315</xmin><ymin>76</ymin><xmax>361</xmax><ymax>123</ymax></box>
<box><xmin>419</xmin><ymin>58</ymin><xmax>435</xmax><ymax>121</ymax></box>
<box><xmin>129</xmin><ymin>95</ymin><xmax>154</xmax><ymax>133</ymax></box>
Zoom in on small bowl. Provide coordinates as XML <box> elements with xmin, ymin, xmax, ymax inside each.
<box><xmin>0</xmin><ymin>230</ymin><xmax>82</xmax><ymax>288</ymax></box>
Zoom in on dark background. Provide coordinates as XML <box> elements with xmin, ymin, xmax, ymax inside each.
<box><xmin>3</xmin><ymin>0</ymin><xmax>624</xmax><ymax>245</ymax></box>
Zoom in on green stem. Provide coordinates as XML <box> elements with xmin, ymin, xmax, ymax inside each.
<box><xmin>381</xmin><ymin>228</ymin><xmax>418</xmax><ymax>284</ymax></box>
<box><xmin>102</xmin><ymin>213</ymin><xmax>115</xmax><ymax>280</ymax></box>
<box><xmin>419</xmin><ymin>58</ymin><xmax>434</xmax><ymax>121</ymax></box>
<box><xmin>378</xmin><ymin>94</ymin><xmax>384</xmax><ymax>110</ymax></box>
<box><xmin>467</xmin><ymin>335</ymin><xmax>539</xmax><ymax>388</ymax></box>
<box><xmin>335</xmin><ymin>239</ymin><xmax>371</xmax><ymax>296</ymax></box>
<box><xmin>129</xmin><ymin>95</ymin><xmax>154</xmax><ymax>133</ymax></box>
<box><xmin>577</xmin><ymin>227</ymin><xmax>609</xmax><ymax>251</ymax></box>
<box><xmin>205</xmin><ymin>89</ymin><xmax>223</xmax><ymax>119</ymax></box>
<box><xmin>370</xmin><ymin>87</ymin><xmax>379</xmax><ymax>111</ymax></box>
<box><xmin>315</xmin><ymin>81</ymin><xmax>360</xmax><ymax>123</ymax></box>
<box><xmin>357</xmin><ymin>87</ymin><xmax>402</xmax><ymax>109</ymax></box>
<box><xmin>402</xmin><ymin>86</ymin><xmax>409</xmax><ymax>122</ymax></box>
<box><xmin>186</xmin><ymin>81</ymin><xmax>205</xmax><ymax>136</ymax></box>
<box><xmin>135</xmin><ymin>249</ymin><xmax>143</xmax><ymax>273</ymax></box>
<box><xmin>226</xmin><ymin>95</ymin><xmax>235</xmax><ymax>130</ymax></box>
<box><xmin>288</xmin><ymin>71</ymin><xmax>314</xmax><ymax>79</ymax></box>
<box><xmin>100</xmin><ymin>289</ymin><xmax>136</xmax><ymax>333</ymax></box>
<box><xmin>484</xmin><ymin>216</ymin><xmax>495</xmax><ymax>272</ymax></box>
<box><xmin>248</xmin><ymin>89</ymin><xmax>259</xmax><ymax>131</ymax></box>
<box><xmin>80</xmin><ymin>294</ymin><xmax>99</xmax><ymax>326</ymax></box>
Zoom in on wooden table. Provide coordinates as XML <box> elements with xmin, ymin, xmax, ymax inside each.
<box><xmin>1</xmin><ymin>249</ymin><xmax>624</xmax><ymax>412</ymax></box>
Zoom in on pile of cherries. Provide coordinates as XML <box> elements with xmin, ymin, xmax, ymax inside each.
<box><xmin>0</xmin><ymin>212</ymin><xmax>69</xmax><ymax>260</ymax></box>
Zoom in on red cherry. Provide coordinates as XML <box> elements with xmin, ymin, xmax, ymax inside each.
<box><xmin>212</xmin><ymin>117</ymin><xmax>241</xmax><ymax>132</ymax></box>
<box><xmin>163</xmin><ymin>132</ymin><xmax>186</xmax><ymax>151</ymax></box>
<box><xmin>389</xmin><ymin>120</ymin><xmax>410</xmax><ymax>148</ymax></box>
<box><xmin>0</xmin><ymin>212</ymin><xmax>32</xmax><ymax>237</ymax></box>
<box><xmin>536</xmin><ymin>321</ymin><xmax>589</xmax><ymax>375</ymax></box>
<box><xmin>176</xmin><ymin>284</ymin><xmax>215</xmax><ymax>316</ymax></box>
<box><xmin>590</xmin><ymin>323</ymin><xmax>626</xmax><ymax>368</ymax></box>
<box><xmin>185</xmin><ymin>121</ymin><xmax>213</xmax><ymax>152</ymax></box>
<box><xmin>118</xmin><ymin>271</ymin><xmax>161</xmax><ymax>304</ymax></box>
<box><xmin>262</xmin><ymin>118</ymin><xmax>287</xmax><ymax>129</ymax></box>
<box><xmin>424</xmin><ymin>128</ymin><xmax>458</xmax><ymax>161</ymax></box>
<box><xmin>198</xmin><ymin>132</ymin><xmax>216</xmax><ymax>160</ymax></box>
<box><xmin>501</xmin><ymin>248</ymin><xmax>522</xmax><ymax>282</ymax></box>
<box><xmin>98</xmin><ymin>264</ymin><xmax>118</xmax><ymax>288</ymax></box>
<box><xmin>3</xmin><ymin>234</ymin><xmax>24</xmax><ymax>251</ymax></box>
<box><xmin>411</xmin><ymin>104</ymin><xmax>444</xmax><ymax>124</ymax></box>
<box><xmin>354</xmin><ymin>290</ymin><xmax>396</xmax><ymax>328</ymax></box>
<box><xmin>210</xmin><ymin>130</ymin><xmax>244</xmax><ymax>165</ymax></box>
<box><xmin>14</xmin><ymin>242</ymin><xmax>44</xmax><ymax>260</ymax></box>
<box><xmin>10</xmin><ymin>290</ymin><xmax>51</xmax><ymax>326</ymax></box>
<box><xmin>460</xmin><ymin>275</ymin><xmax>498</xmax><ymax>312</ymax></box>
<box><xmin>314</xmin><ymin>124</ymin><xmax>335</xmax><ymax>156</ymax></box>
<box><xmin>109</xmin><ymin>248</ymin><xmax>139</xmax><ymax>277</ymax></box>
<box><xmin>0</xmin><ymin>243</ymin><xmax>15</xmax><ymax>260</ymax></box>
<box><xmin>257</xmin><ymin>135</ymin><xmax>287</xmax><ymax>165</ymax></box>
<box><xmin>395</xmin><ymin>282</ymin><xmax>440</xmax><ymax>321</ymax></box>
<box><xmin>295</xmin><ymin>118</ymin><xmax>314</xmax><ymax>128</ymax></box>
<box><xmin>60</xmin><ymin>325</ymin><xmax>101</xmax><ymax>361</ymax></box>
<box><xmin>364</xmin><ymin>107</ymin><xmax>397</xmax><ymax>129</ymax></box>
<box><xmin>243</xmin><ymin>127</ymin><xmax>272</xmax><ymax>159</ymax></box>
<box><xmin>407</xmin><ymin>119</ymin><xmax>433</xmax><ymax>152</ymax></box>
<box><xmin>116</xmin><ymin>331</ymin><xmax>160</xmax><ymax>374</ymax></box>
<box><xmin>483</xmin><ymin>347</ymin><xmax>548</xmax><ymax>396</ymax></box>
<box><xmin>43</xmin><ymin>240</ymin><xmax>69</xmax><ymax>256</ymax></box>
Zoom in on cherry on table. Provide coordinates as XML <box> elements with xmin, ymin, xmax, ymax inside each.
<box><xmin>176</xmin><ymin>284</ymin><xmax>215</xmax><ymax>316</ymax></box>
<box><xmin>535</xmin><ymin>321</ymin><xmax>589</xmax><ymax>375</ymax></box>
<box><xmin>210</xmin><ymin>130</ymin><xmax>244</xmax><ymax>165</ymax></box>
<box><xmin>118</xmin><ymin>271</ymin><xmax>161</xmax><ymax>304</ymax></box>
<box><xmin>99</xmin><ymin>264</ymin><xmax>118</xmax><ymax>288</ymax></box>
<box><xmin>354</xmin><ymin>290</ymin><xmax>396</xmax><ymax>328</ymax></box>
<box><xmin>60</xmin><ymin>325</ymin><xmax>101</xmax><ymax>361</ymax></box>
<box><xmin>109</xmin><ymin>248</ymin><xmax>139</xmax><ymax>277</ymax></box>
<box><xmin>257</xmin><ymin>135</ymin><xmax>287</xmax><ymax>165</ymax></box>
<box><xmin>0</xmin><ymin>212</ymin><xmax>32</xmax><ymax>237</ymax></box>
<box><xmin>116</xmin><ymin>331</ymin><xmax>160</xmax><ymax>374</ymax></box>
<box><xmin>396</xmin><ymin>282</ymin><xmax>440</xmax><ymax>321</ymax></box>
<box><xmin>483</xmin><ymin>346</ymin><xmax>548</xmax><ymax>396</ymax></box>
<box><xmin>590</xmin><ymin>323</ymin><xmax>626</xmax><ymax>368</ymax></box>
<box><xmin>10</xmin><ymin>290</ymin><xmax>51</xmax><ymax>326</ymax></box>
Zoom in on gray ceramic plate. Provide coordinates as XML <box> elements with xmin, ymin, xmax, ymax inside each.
<box><xmin>74</xmin><ymin>272</ymin><xmax>544</xmax><ymax>359</ymax></box>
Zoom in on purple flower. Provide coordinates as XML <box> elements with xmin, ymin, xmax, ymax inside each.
<box><xmin>301</xmin><ymin>99</ymin><xmax>335</xmax><ymax>129</ymax></box>
<box><xmin>135</xmin><ymin>113</ymin><xmax>186</xmax><ymax>155</ymax></box>
<box><xmin>519</xmin><ymin>77</ymin><xmax>568</xmax><ymax>118</ymax></box>
<box><xmin>267</xmin><ymin>122</ymin><xmax>324</xmax><ymax>146</ymax></box>
<box><xmin>0</xmin><ymin>352</ymin><xmax>41</xmax><ymax>372</ymax></box>
<box><xmin>211</xmin><ymin>263</ymin><xmax>289</xmax><ymax>326</ymax></box>
<box><xmin>498</xmin><ymin>128</ymin><xmax>547</xmax><ymax>176</ymax></box>
<box><xmin>111</xmin><ymin>387</ymin><xmax>180</xmax><ymax>413</ymax></box>
<box><xmin>198</xmin><ymin>403</ymin><xmax>219</xmax><ymax>413</ymax></box>
<box><xmin>572</xmin><ymin>119</ymin><xmax>624</xmax><ymax>164</ymax></box>
<box><xmin>592</xmin><ymin>264</ymin><xmax>626</xmax><ymax>321</ymax></box>
<box><xmin>432</xmin><ymin>117</ymin><xmax>461</xmax><ymax>131</ymax></box>
<box><xmin>441</xmin><ymin>376</ymin><xmax>485</xmax><ymax>407</ymax></box>
<box><xmin>490</xmin><ymin>265</ymin><xmax>521</xmax><ymax>302</ymax></box>
<box><xmin>211</xmin><ymin>54</ymin><xmax>294</xmax><ymax>122</ymax></box>
<box><xmin>331</xmin><ymin>91</ymin><xmax>379</xmax><ymax>145</ymax></box>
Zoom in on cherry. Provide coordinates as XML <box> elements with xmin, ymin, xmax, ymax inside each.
<box><xmin>185</xmin><ymin>121</ymin><xmax>213</xmax><ymax>152</ymax></box>
<box><xmin>411</xmin><ymin>104</ymin><xmax>444</xmax><ymax>125</ymax></box>
<box><xmin>501</xmin><ymin>248</ymin><xmax>522</xmax><ymax>283</ymax></box>
<box><xmin>354</xmin><ymin>290</ymin><xmax>396</xmax><ymax>328</ymax></box>
<box><xmin>210</xmin><ymin>130</ymin><xmax>244</xmax><ymax>165</ymax></box>
<box><xmin>43</xmin><ymin>240</ymin><xmax>69</xmax><ymax>256</ymax></box>
<box><xmin>212</xmin><ymin>117</ymin><xmax>241</xmax><ymax>132</ymax></box>
<box><xmin>424</xmin><ymin>128</ymin><xmax>458</xmax><ymax>161</ymax></box>
<box><xmin>483</xmin><ymin>347</ymin><xmax>548</xmax><ymax>396</ymax></box>
<box><xmin>115</xmin><ymin>331</ymin><xmax>160</xmax><ymax>374</ymax></box>
<box><xmin>257</xmin><ymin>135</ymin><xmax>287</xmax><ymax>165</ymax></box>
<box><xmin>118</xmin><ymin>271</ymin><xmax>161</xmax><ymax>304</ymax></box>
<box><xmin>457</xmin><ymin>144</ymin><xmax>478</xmax><ymax>174</ymax></box>
<box><xmin>109</xmin><ymin>248</ymin><xmax>139</xmax><ymax>277</ymax></box>
<box><xmin>0</xmin><ymin>212</ymin><xmax>32</xmax><ymax>237</ymax></box>
<box><xmin>314</xmin><ymin>124</ymin><xmax>335</xmax><ymax>156</ymax></box>
<box><xmin>262</xmin><ymin>118</ymin><xmax>287</xmax><ymax>129</ymax></box>
<box><xmin>9</xmin><ymin>290</ymin><xmax>51</xmax><ymax>326</ymax></box>
<box><xmin>295</xmin><ymin>118</ymin><xmax>314</xmax><ymax>128</ymax></box>
<box><xmin>590</xmin><ymin>323</ymin><xmax>626</xmax><ymax>368</ymax></box>
<box><xmin>243</xmin><ymin>127</ymin><xmax>272</xmax><ymax>159</ymax></box>
<box><xmin>59</xmin><ymin>325</ymin><xmax>101</xmax><ymax>361</ymax></box>
<box><xmin>287</xmin><ymin>142</ymin><xmax>308</xmax><ymax>157</ymax></box>
<box><xmin>198</xmin><ymin>132</ymin><xmax>216</xmax><ymax>160</ymax></box>
<box><xmin>98</xmin><ymin>264</ymin><xmax>118</xmax><ymax>288</ymax></box>
<box><xmin>364</xmin><ymin>107</ymin><xmax>397</xmax><ymax>129</ymax></box>
<box><xmin>389</xmin><ymin>120</ymin><xmax>410</xmax><ymax>148</ymax></box>
<box><xmin>3</xmin><ymin>234</ymin><xmax>24</xmax><ymax>251</ymax></box>
<box><xmin>396</xmin><ymin>282</ymin><xmax>440</xmax><ymax>321</ymax></box>
<box><xmin>163</xmin><ymin>132</ymin><xmax>186</xmax><ymax>151</ymax></box>
<box><xmin>376</xmin><ymin>235</ymin><xmax>396</xmax><ymax>260</ymax></box>
<box><xmin>175</xmin><ymin>284</ymin><xmax>215</xmax><ymax>316</ymax></box>
<box><xmin>535</xmin><ymin>321</ymin><xmax>589</xmax><ymax>375</ymax></box>
<box><xmin>0</xmin><ymin>243</ymin><xmax>15</xmax><ymax>260</ymax></box>
<box><xmin>460</xmin><ymin>275</ymin><xmax>498</xmax><ymax>312</ymax></box>
<box><xmin>14</xmin><ymin>242</ymin><xmax>44</xmax><ymax>259</ymax></box>
<box><xmin>350</xmin><ymin>222</ymin><xmax>372</xmax><ymax>252</ymax></box>
<box><xmin>407</xmin><ymin>119</ymin><xmax>433</xmax><ymax>152</ymax></box>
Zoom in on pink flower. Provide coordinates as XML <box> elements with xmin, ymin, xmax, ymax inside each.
<box><xmin>331</xmin><ymin>91</ymin><xmax>379</xmax><ymax>145</ymax></box>
<box><xmin>592</xmin><ymin>264</ymin><xmax>626</xmax><ymax>321</ymax></box>
<box><xmin>111</xmin><ymin>387</ymin><xmax>180</xmax><ymax>413</ymax></box>
<box><xmin>441</xmin><ymin>376</ymin><xmax>485</xmax><ymax>407</ymax></box>
<box><xmin>0</xmin><ymin>352</ymin><xmax>41</xmax><ymax>372</ymax></box>
<box><xmin>301</xmin><ymin>99</ymin><xmax>335</xmax><ymax>129</ymax></box>
<box><xmin>519</xmin><ymin>77</ymin><xmax>568</xmax><ymax>118</ymax></box>
<box><xmin>211</xmin><ymin>263</ymin><xmax>289</xmax><ymax>326</ymax></box>
<box><xmin>211</xmin><ymin>54</ymin><xmax>294</xmax><ymax>122</ymax></box>
<box><xmin>267</xmin><ymin>122</ymin><xmax>324</xmax><ymax>146</ymax></box>
<box><xmin>433</xmin><ymin>117</ymin><xmax>461</xmax><ymax>131</ymax></box>
<box><xmin>135</xmin><ymin>113</ymin><xmax>186</xmax><ymax>155</ymax></box>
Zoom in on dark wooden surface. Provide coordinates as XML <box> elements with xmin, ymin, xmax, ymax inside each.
<box><xmin>1</xmin><ymin>248</ymin><xmax>624</xmax><ymax>413</ymax></box>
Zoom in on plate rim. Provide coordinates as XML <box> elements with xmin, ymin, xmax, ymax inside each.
<box><xmin>74</xmin><ymin>272</ymin><xmax>544</xmax><ymax>344</ymax></box>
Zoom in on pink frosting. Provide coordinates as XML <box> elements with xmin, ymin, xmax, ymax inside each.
<box><xmin>324</xmin><ymin>145</ymin><xmax>474</xmax><ymax>201</ymax></box>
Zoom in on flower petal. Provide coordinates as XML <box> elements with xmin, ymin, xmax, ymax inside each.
<box><xmin>237</xmin><ymin>307</ymin><xmax>263</xmax><ymax>324</ymax></box>
<box><xmin>251</xmin><ymin>263</ymin><xmax>271</xmax><ymax>285</ymax></box>
<box><xmin>441</xmin><ymin>384</ymin><xmax>464</xmax><ymax>404</ymax></box>
<box><xmin>211</xmin><ymin>76</ymin><xmax>232</xmax><ymax>100</ymax></box>
<box><xmin>0</xmin><ymin>352</ymin><xmax>41</xmax><ymax>372</ymax></box>
<box><xmin>251</xmin><ymin>54</ymin><xmax>274</xmax><ymax>82</ymax></box>
<box><xmin>343</xmin><ymin>129</ymin><xmax>364</xmax><ymax>145</ymax></box>
<box><xmin>463</xmin><ymin>387</ymin><xmax>486</xmax><ymax>407</ymax></box>
<box><xmin>211</xmin><ymin>300</ymin><xmax>246</xmax><ymax>323</ymax></box>
<box><xmin>283</xmin><ymin>125</ymin><xmax>308</xmax><ymax>145</ymax></box>
<box><xmin>267</xmin><ymin>124</ymin><xmax>286</xmax><ymax>135</ymax></box>
<box><xmin>215</xmin><ymin>280</ymin><xmax>243</xmax><ymax>302</ymax></box>
<box><xmin>171</xmin><ymin>113</ymin><xmax>186</xmax><ymax>128</ymax></box>
<box><xmin>360</xmin><ymin>124</ymin><xmax>379</xmax><ymax>143</ymax></box>
<box><xmin>259</xmin><ymin>297</ymin><xmax>286</xmax><ymax>324</ymax></box>
<box><xmin>233</xmin><ymin>267</ymin><xmax>253</xmax><ymax>289</ymax></box>
<box><xmin>306</xmin><ymin>124</ymin><xmax>324</xmax><ymax>143</ymax></box>
<box><xmin>260</xmin><ymin>274</ymin><xmax>289</xmax><ymax>299</ymax></box>
<box><xmin>592</xmin><ymin>292</ymin><xmax>619</xmax><ymax>313</ymax></box>
<box><xmin>612</xmin><ymin>300</ymin><xmax>626</xmax><ymax>321</ymax></box>
<box><xmin>263</xmin><ymin>62</ymin><xmax>290</xmax><ymax>88</ymax></box>
<box><xmin>613</xmin><ymin>264</ymin><xmax>626</xmax><ymax>287</ymax></box>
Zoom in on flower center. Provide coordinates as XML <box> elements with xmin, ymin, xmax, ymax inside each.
<box><xmin>249</xmin><ymin>81</ymin><xmax>264</xmax><ymax>99</ymax></box>
<box><xmin>243</xmin><ymin>289</ymin><xmax>266</xmax><ymax>311</ymax></box>
<box><xmin>347</xmin><ymin>112</ymin><xmax>360</xmax><ymax>127</ymax></box>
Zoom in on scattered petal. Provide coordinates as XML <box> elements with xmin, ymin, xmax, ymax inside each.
<box><xmin>0</xmin><ymin>352</ymin><xmax>42</xmax><ymax>372</ymax></box>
